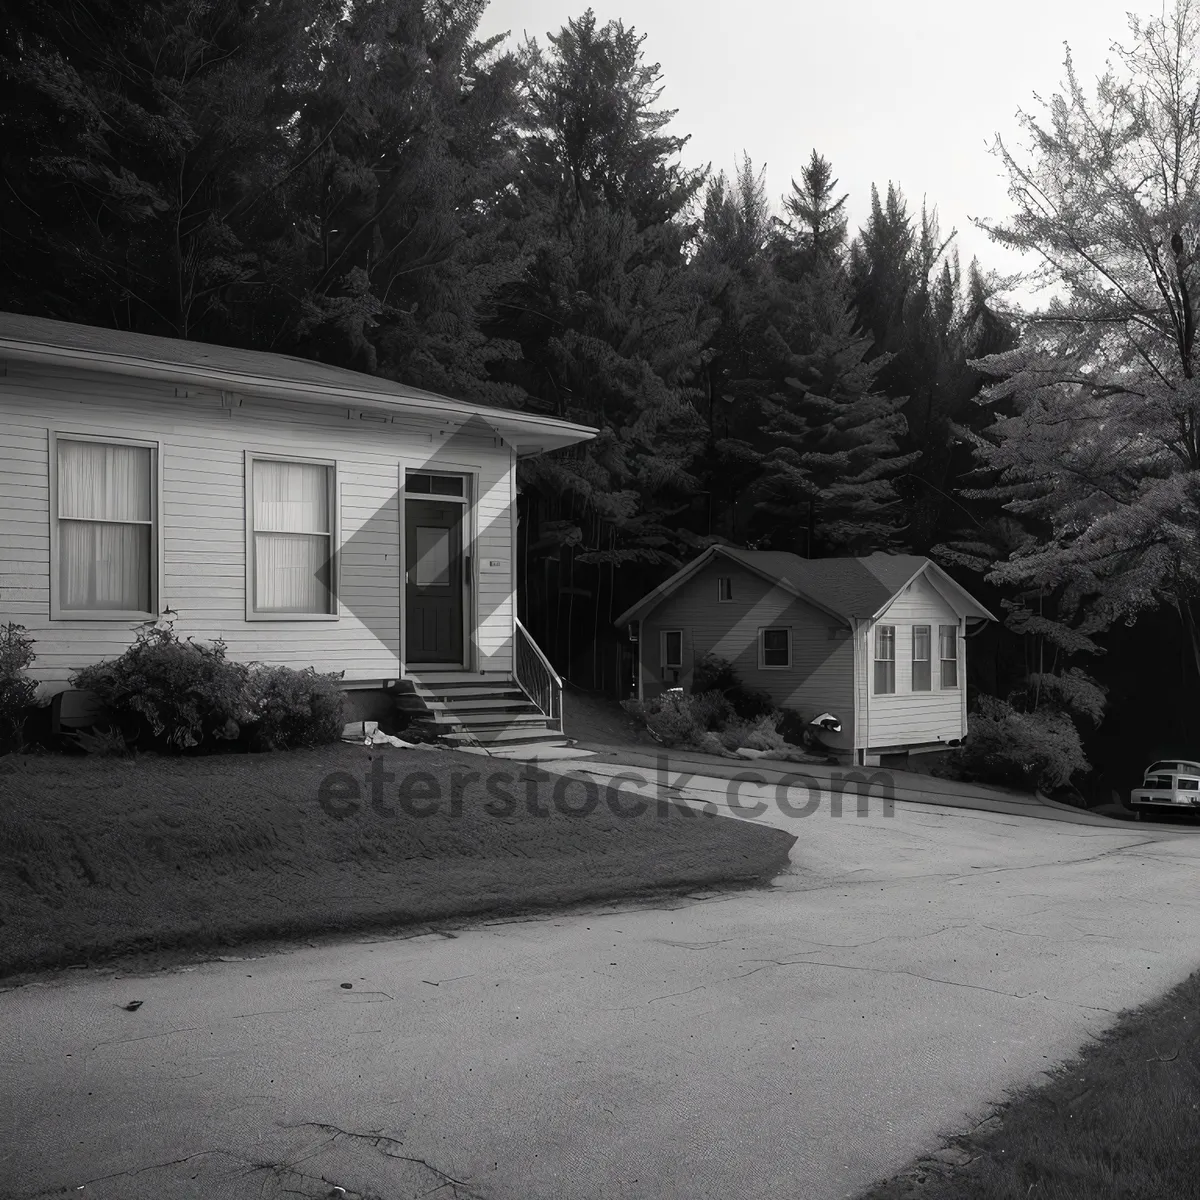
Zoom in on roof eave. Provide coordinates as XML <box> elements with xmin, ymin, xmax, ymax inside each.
<box><xmin>0</xmin><ymin>338</ymin><xmax>599</xmax><ymax>454</ymax></box>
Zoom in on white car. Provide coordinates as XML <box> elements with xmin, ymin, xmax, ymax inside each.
<box><xmin>1128</xmin><ymin>760</ymin><xmax>1200</xmax><ymax>819</ymax></box>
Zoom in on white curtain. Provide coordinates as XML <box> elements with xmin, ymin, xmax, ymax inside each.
<box><xmin>413</xmin><ymin>526</ymin><xmax>450</xmax><ymax>587</ymax></box>
<box><xmin>253</xmin><ymin>460</ymin><xmax>331</xmax><ymax>612</ymax></box>
<box><xmin>57</xmin><ymin>440</ymin><xmax>152</xmax><ymax>611</ymax></box>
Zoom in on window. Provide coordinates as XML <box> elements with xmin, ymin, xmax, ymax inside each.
<box><xmin>248</xmin><ymin>456</ymin><xmax>336</xmax><ymax>616</ymax></box>
<box><xmin>406</xmin><ymin>472</ymin><xmax>464</xmax><ymax>497</ymax></box>
<box><xmin>874</xmin><ymin>624</ymin><xmax>896</xmax><ymax>694</ymax></box>
<box><xmin>52</xmin><ymin>434</ymin><xmax>157</xmax><ymax>618</ymax></box>
<box><xmin>662</xmin><ymin>630</ymin><xmax>683</xmax><ymax>669</ymax></box>
<box><xmin>717</xmin><ymin>576</ymin><xmax>734</xmax><ymax>602</ymax></box>
<box><xmin>761</xmin><ymin>627</ymin><xmax>791</xmax><ymax>668</ymax></box>
<box><xmin>911</xmin><ymin>624</ymin><xmax>931</xmax><ymax>691</ymax></box>
<box><xmin>939</xmin><ymin>624</ymin><xmax>959</xmax><ymax>688</ymax></box>
<box><xmin>1179</xmin><ymin>778</ymin><xmax>1200</xmax><ymax>791</ymax></box>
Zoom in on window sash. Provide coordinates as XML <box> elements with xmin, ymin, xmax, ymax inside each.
<box><xmin>762</xmin><ymin>628</ymin><xmax>790</xmax><ymax>667</ymax></box>
<box><xmin>874</xmin><ymin>624</ymin><xmax>896</xmax><ymax>694</ymax></box>
<box><xmin>939</xmin><ymin>624</ymin><xmax>959</xmax><ymax>688</ymax></box>
<box><xmin>912</xmin><ymin>624</ymin><xmax>931</xmax><ymax>691</ymax></box>
<box><xmin>662</xmin><ymin>630</ymin><xmax>683</xmax><ymax>668</ymax></box>
<box><xmin>54</xmin><ymin>437</ymin><xmax>156</xmax><ymax>615</ymax></box>
<box><xmin>250</xmin><ymin>458</ymin><xmax>335</xmax><ymax>614</ymax></box>
<box><xmin>718</xmin><ymin>577</ymin><xmax>733</xmax><ymax>601</ymax></box>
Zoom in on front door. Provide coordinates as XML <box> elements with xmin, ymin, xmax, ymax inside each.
<box><xmin>405</xmin><ymin>498</ymin><xmax>464</xmax><ymax>664</ymax></box>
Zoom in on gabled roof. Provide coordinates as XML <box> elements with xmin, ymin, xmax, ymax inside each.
<box><xmin>0</xmin><ymin>310</ymin><xmax>597</xmax><ymax>454</ymax></box>
<box><xmin>614</xmin><ymin>546</ymin><xmax>996</xmax><ymax>627</ymax></box>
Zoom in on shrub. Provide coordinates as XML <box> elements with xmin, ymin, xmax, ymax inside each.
<box><xmin>954</xmin><ymin>695</ymin><xmax>1090</xmax><ymax>792</ymax></box>
<box><xmin>691</xmin><ymin>651</ymin><xmax>776</xmax><ymax>719</ymax></box>
<box><xmin>72</xmin><ymin>623</ymin><xmax>253</xmax><ymax>751</ymax></box>
<box><xmin>621</xmin><ymin>691</ymin><xmax>703</xmax><ymax>746</ymax></box>
<box><xmin>693</xmin><ymin>652</ymin><xmax>740</xmax><ymax>695</ymax></box>
<box><xmin>244</xmin><ymin>665</ymin><xmax>346</xmax><ymax>750</ymax></box>
<box><xmin>717</xmin><ymin>713</ymin><xmax>787</xmax><ymax>753</ymax></box>
<box><xmin>0</xmin><ymin>622</ymin><xmax>39</xmax><ymax>751</ymax></box>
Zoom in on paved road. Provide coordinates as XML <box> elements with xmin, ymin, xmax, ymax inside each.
<box><xmin>3</xmin><ymin>760</ymin><xmax>1200</xmax><ymax>1200</ymax></box>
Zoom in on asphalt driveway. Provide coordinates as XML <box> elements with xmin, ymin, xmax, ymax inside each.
<box><xmin>3</xmin><ymin>756</ymin><xmax>1200</xmax><ymax>1200</ymax></box>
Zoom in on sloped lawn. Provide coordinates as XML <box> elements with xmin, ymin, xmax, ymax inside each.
<box><xmin>0</xmin><ymin>743</ymin><xmax>795</xmax><ymax>975</ymax></box>
<box><xmin>857</xmin><ymin>969</ymin><xmax>1200</xmax><ymax>1200</ymax></box>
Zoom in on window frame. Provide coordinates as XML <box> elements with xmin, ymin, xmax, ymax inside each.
<box><xmin>911</xmin><ymin>623</ymin><xmax>932</xmax><ymax>692</ymax></box>
<box><xmin>759</xmin><ymin>626</ymin><xmax>791</xmax><ymax>670</ymax></box>
<box><xmin>939</xmin><ymin>623</ymin><xmax>960</xmax><ymax>689</ymax></box>
<box><xmin>661</xmin><ymin>629</ymin><xmax>683</xmax><ymax>670</ymax></box>
<box><xmin>717</xmin><ymin>576</ymin><xmax>734</xmax><ymax>602</ymax></box>
<box><xmin>873</xmin><ymin>623</ymin><xmax>896</xmax><ymax>694</ymax></box>
<box><xmin>245</xmin><ymin>451</ymin><xmax>340</xmax><ymax>622</ymax></box>
<box><xmin>49</xmin><ymin>430</ymin><xmax>162</xmax><ymax>622</ymax></box>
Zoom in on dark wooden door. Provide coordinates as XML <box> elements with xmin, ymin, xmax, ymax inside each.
<box><xmin>405</xmin><ymin>499</ymin><xmax>464</xmax><ymax>664</ymax></box>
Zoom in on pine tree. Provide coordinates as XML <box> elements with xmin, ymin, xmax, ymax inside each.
<box><xmin>757</xmin><ymin>258</ymin><xmax>918</xmax><ymax>555</ymax></box>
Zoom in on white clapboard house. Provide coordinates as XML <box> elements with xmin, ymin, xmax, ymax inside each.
<box><xmin>0</xmin><ymin>312</ymin><xmax>596</xmax><ymax>748</ymax></box>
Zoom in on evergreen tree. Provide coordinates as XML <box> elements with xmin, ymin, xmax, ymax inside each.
<box><xmin>757</xmin><ymin>257</ymin><xmax>918</xmax><ymax>555</ymax></box>
<box><xmin>773</xmin><ymin>149</ymin><xmax>850</xmax><ymax>280</ymax></box>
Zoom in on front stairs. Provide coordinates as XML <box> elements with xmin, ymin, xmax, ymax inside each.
<box><xmin>391</xmin><ymin>672</ymin><xmax>570</xmax><ymax>751</ymax></box>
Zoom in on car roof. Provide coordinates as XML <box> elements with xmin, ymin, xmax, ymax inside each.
<box><xmin>1146</xmin><ymin>760</ymin><xmax>1200</xmax><ymax>773</ymax></box>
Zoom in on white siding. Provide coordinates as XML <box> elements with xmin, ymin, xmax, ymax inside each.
<box><xmin>0</xmin><ymin>362</ymin><xmax>516</xmax><ymax>692</ymax></box>
<box><xmin>865</xmin><ymin>573</ymin><xmax>965</xmax><ymax>749</ymax></box>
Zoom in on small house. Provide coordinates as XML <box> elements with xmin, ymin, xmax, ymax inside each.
<box><xmin>615</xmin><ymin>546</ymin><xmax>995</xmax><ymax>765</ymax></box>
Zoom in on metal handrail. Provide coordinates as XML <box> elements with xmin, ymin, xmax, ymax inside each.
<box><xmin>514</xmin><ymin>617</ymin><xmax>563</xmax><ymax>731</ymax></box>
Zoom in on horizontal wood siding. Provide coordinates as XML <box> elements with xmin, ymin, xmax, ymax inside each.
<box><xmin>0</xmin><ymin>362</ymin><xmax>515</xmax><ymax>691</ymax></box>
<box><xmin>866</xmin><ymin>573</ymin><xmax>965</xmax><ymax>748</ymax></box>
<box><xmin>641</xmin><ymin>560</ymin><xmax>856</xmax><ymax>749</ymax></box>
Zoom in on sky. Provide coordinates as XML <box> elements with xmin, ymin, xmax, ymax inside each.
<box><xmin>477</xmin><ymin>0</ymin><xmax>1171</xmax><ymax>309</ymax></box>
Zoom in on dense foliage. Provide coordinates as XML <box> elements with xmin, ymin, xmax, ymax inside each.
<box><xmin>72</xmin><ymin>623</ymin><xmax>346</xmax><ymax>751</ymax></box>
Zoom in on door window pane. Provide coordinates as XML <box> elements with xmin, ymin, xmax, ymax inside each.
<box><xmin>414</xmin><ymin>526</ymin><xmax>451</xmax><ymax>587</ymax></box>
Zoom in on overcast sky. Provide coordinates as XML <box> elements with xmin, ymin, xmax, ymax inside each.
<box><xmin>477</xmin><ymin>0</ymin><xmax>1168</xmax><ymax>309</ymax></box>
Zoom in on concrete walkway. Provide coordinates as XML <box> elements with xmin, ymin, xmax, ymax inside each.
<box><xmin>2</xmin><ymin>760</ymin><xmax>1200</xmax><ymax>1200</ymax></box>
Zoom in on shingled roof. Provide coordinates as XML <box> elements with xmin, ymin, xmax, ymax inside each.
<box><xmin>0</xmin><ymin>310</ymin><xmax>597</xmax><ymax>452</ymax></box>
<box><xmin>718</xmin><ymin>548</ymin><xmax>931</xmax><ymax>619</ymax></box>
<box><xmin>615</xmin><ymin>546</ymin><xmax>995</xmax><ymax>626</ymax></box>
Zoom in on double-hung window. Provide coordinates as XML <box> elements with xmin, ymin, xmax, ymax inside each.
<box><xmin>248</xmin><ymin>455</ymin><xmax>337</xmax><ymax>616</ymax></box>
<box><xmin>760</xmin><ymin>627</ymin><xmax>791</xmax><ymax>668</ymax></box>
<box><xmin>911</xmin><ymin>624</ymin><xmax>932</xmax><ymax>691</ymax></box>
<box><xmin>52</xmin><ymin>434</ymin><xmax>157</xmax><ymax>618</ymax></box>
<box><xmin>873</xmin><ymin>624</ymin><xmax>896</xmax><ymax>694</ymax></box>
<box><xmin>939</xmin><ymin>624</ymin><xmax>959</xmax><ymax>688</ymax></box>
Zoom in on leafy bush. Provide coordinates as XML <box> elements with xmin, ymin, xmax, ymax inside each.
<box><xmin>621</xmin><ymin>691</ymin><xmax>702</xmax><ymax>746</ymax></box>
<box><xmin>954</xmin><ymin>695</ymin><xmax>1090</xmax><ymax>792</ymax></box>
<box><xmin>693</xmin><ymin>652</ymin><xmax>740</xmax><ymax>695</ymax></box>
<box><xmin>691</xmin><ymin>651</ymin><xmax>777</xmax><ymax>719</ymax></box>
<box><xmin>73</xmin><ymin>624</ymin><xmax>251</xmax><ymax>750</ymax></box>
<box><xmin>716</xmin><ymin>713</ymin><xmax>787</xmax><ymax>753</ymax></box>
<box><xmin>245</xmin><ymin>665</ymin><xmax>346</xmax><ymax>750</ymax></box>
<box><xmin>0</xmin><ymin>622</ymin><xmax>39</xmax><ymax>751</ymax></box>
<box><xmin>71</xmin><ymin>622</ymin><xmax>346</xmax><ymax>753</ymax></box>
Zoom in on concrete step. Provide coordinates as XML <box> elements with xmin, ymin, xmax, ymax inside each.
<box><xmin>412</xmin><ymin>687</ymin><xmax>529</xmax><ymax>704</ymax></box>
<box><xmin>453</xmin><ymin>711</ymin><xmax>553</xmax><ymax>728</ymax></box>
<box><xmin>440</xmin><ymin>727</ymin><xmax>569</xmax><ymax>748</ymax></box>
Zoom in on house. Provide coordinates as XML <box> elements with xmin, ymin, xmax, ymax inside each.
<box><xmin>614</xmin><ymin>545</ymin><xmax>996</xmax><ymax>766</ymax></box>
<box><xmin>0</xmin><ymin>312</ymin><xmax>596</xmax><ymax>748</ymax></box>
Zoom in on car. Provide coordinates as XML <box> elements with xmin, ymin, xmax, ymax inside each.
<box><xmin>1128</xmin><ymin>760</ymin><xmax>1200</xmax><ymax>819</ymax></box>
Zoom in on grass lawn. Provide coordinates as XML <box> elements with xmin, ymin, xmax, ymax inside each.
<box><xmin>858</xmin><ymin>969</ymin><xmax>1200</xmax><ymax>1200</ymax></box>
<box><xmin>0</xmin><ymin>742</ymin><xmax>795</xmax><ymax>976</ymax></box>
